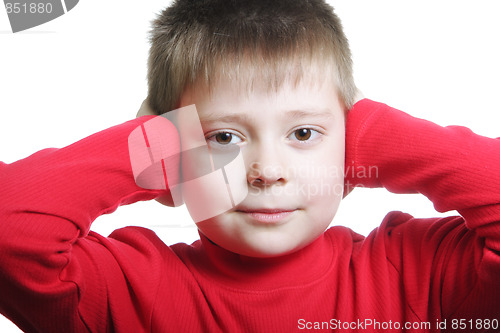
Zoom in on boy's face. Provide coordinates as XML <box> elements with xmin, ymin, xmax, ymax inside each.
<box><xmin>178</xmin><ymin>73</ymin><xmax>345</xmax><ymax>257</ymax></box>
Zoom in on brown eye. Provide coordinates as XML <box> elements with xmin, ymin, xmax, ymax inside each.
<box><xmin>294</xmin><ymin>128</ymin><xmax>312</xmax><ymax>141</ymax></box>
<box><xmin>207</xmin><ymin>131</ymin><xmax>242</xmax><ymax>146</ymax></box>
<box><xmin>215</xmin><ymin>132</ymin><xmax>233</xmax><ymax>144</ymax></box>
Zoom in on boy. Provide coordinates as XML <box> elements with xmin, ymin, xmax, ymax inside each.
<box><xmin>1</xmin><ymin>1</ymin><xmax>499</xmax><ymax>332</ymax></box>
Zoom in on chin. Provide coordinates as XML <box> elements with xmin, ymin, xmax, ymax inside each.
<box><xmin>197</xmin><ymin>212</ymin><xmax>330</xmax><ymax>258</ymax></box>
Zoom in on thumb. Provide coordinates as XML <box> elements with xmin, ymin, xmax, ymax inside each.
<box><xmin>136</xmin><ymin>99</ymin><xmax>157</xmax><ymax>118</ymax></box>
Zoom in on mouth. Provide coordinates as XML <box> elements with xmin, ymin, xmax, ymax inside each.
<box><xmin>235</xmin><ymin>208</ymin><xmax>298</xmax><ymax>224</ymax></box>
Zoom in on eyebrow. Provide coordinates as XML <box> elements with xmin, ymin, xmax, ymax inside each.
<box><xmin>199</xmin><ymin>108</ymin><xmax>335</xmax><ymax>124</ymax></box>
<box><xmin>285</xmin><ymin>109</ymin><xmax>335</xmax><ymax>121</ymax></box>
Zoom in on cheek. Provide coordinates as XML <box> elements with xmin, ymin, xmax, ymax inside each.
<box><xmin>181</xmin><ymin>170</ymin><xmax>233</xmax><ymax>223</ymax></box>
<box><xmin>180</xmin><ymin>145</ymin><xmax>248</xmax><ymax>223</ymax></box>
<box><xmin>301</xmin><ymin>171</ymin><xmax>344</xmax><ymax>235</ymax></box>
<box><xmin>297</xmin><ymin>141</ymin><xmax>345</xmax><ymax>201</ymax></box>
<box><xmin>296</xmin><ymin>140</ymin><xmax>345</xmax><ymax>226</ymax></box>
<box><xmin>300</xmin><ymin>166</ymin><xmax>344</xmax><ymax>204</ymax></box>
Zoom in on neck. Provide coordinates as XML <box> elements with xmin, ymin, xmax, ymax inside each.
<box><xmin>191</xmin><ymin>231</ymin><xmax>336</xmax><ymax>291</ymax></box>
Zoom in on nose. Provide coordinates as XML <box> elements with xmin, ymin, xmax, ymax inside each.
<box><xmin>246</xmin><ymin>145</ymin><xmax>287</xmax><ymax>187</ymax></box>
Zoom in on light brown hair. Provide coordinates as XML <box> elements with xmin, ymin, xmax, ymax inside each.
<box><xmin>147</xmin><ymin>0</ymin><xmax>356</xmax><ymax>114</ymax></box>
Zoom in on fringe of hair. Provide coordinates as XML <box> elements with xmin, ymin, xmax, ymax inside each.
<box><xmin>147</xmin><ymin>0</ymin><xmax>356</xmax><ymax>115</ymax></box>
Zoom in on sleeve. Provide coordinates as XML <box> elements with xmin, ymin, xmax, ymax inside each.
<box><xmin>0</xmin><ymin>116</ymin><xmax>180</xmax><ymax>332</ymax></box>
<box><xmin>345</xmin><ymin>99</ymin><xmax>500</xmax><ymax>321</ymax></box>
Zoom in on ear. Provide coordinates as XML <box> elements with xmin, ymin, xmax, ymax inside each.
<box><xmin>136</xmin><ymin>99</ymin><xmax>157</xmax><ymax>118</ymax></box>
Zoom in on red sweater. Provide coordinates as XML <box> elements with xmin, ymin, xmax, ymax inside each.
<box><xmin>0</xmin><ymin>100</ymin><xmax>499</xmax><ymax>332</ymax></box>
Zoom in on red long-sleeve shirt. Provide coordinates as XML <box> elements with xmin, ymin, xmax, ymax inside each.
<box><xmin>0</xmin><ymin>100</ymin><xmax>499</xmax><ymax>332</ymax></box>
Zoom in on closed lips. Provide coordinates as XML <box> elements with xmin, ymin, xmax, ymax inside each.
<box><xmin>238</xmin><ymin>209</ymin><xmax>295</xmax><ymax>213</ymax></box>
<box><xmin>237</xmin><ymin>209</ymin><xmax>297</xmax><ymax>223</ymax></box>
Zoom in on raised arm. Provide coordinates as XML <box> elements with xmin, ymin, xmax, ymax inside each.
<box><xmin>345</xmin><ymin>99</ymin><xmax>500</xmax><ymax>322</ymax></box>
<box><xmin>0</xmin><ymin>116</ymin><xmax>179</xmax><ymax>332</ymax></box>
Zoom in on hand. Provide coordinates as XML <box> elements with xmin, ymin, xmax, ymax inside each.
<box><xmin>135</xmin><ymin>99</ymin><xmax>178</xmax><ymax>206</ymax></box>
<box><xmin>136</xmin><ymin>99</ymin><xmax>157</xmax><ymax>117</ymax></box>
<box><xmin>343</xmin><ymin>89</ymin><xmax>365</xmax><ymax>199</ymax></box>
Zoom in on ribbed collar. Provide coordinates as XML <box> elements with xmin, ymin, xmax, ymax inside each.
<box><xmin>186</xmin><ymin>231</ymin><xmax>337</xmax><ymax>291</ymax></box>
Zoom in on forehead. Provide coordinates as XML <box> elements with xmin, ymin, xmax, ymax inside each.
<box><xmin>184</xmin><ymin>58</ymin><xmax>340</xmax><ymax>102</ymax></box>
<box><xmin>207</xmin><ymin>56</ymin><xmax>338</xmax><ymax>95</ymax></box>
<box><xmin>178</xmin><ymin>71</ymin><xmax>344</xmax><ymax>126</ymax></box>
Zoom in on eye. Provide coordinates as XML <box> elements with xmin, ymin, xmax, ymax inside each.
<box><xmin>294</xmin><ymin>128</ymin><xmax>312</xmax><ymax>141</ymax></box>
<box><xmin>288</xmin><ymin>128</ymin><xmax>321</xmax><ymax>142</ymax></box>
<box><xmin>206</xmin><ymin>131</ymin><xmax>243</xmax><ymax>146</ymax></box>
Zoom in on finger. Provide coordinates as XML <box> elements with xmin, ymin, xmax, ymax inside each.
<box><xmin>136</xmin><ymin>99</ymin><xmax>156</xmax><ymax>117</ymax></box>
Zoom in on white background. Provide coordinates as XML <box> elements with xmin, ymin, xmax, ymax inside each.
<box><xmin>1</xmin><ymin>1</ymin><xmax>499</xmax><ymax>331</ymax></box>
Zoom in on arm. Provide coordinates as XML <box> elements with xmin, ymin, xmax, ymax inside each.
<box><xmin>0</xmin><ymin>116</ymin><xmax>180</xmax><ymax>332</ymax></box>
<box><xmin>345</xmin><ymin>99</ymin><xmax>500</xmax><ymax>320</ymax></box>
